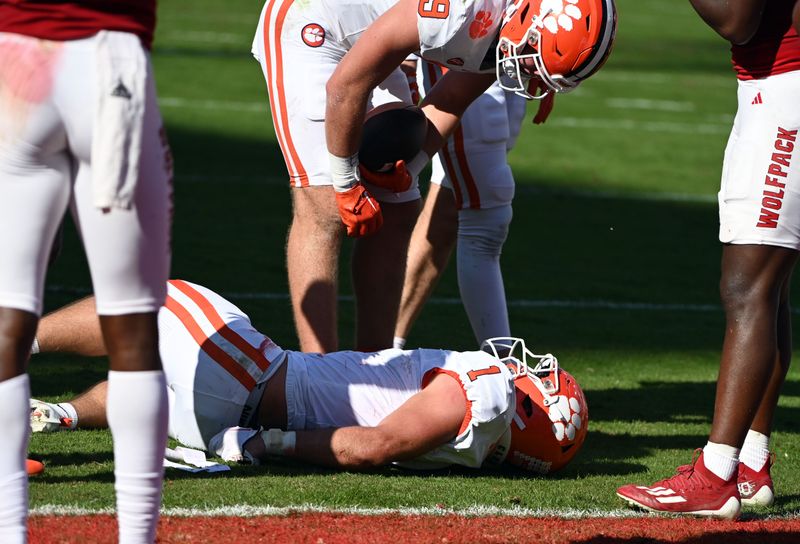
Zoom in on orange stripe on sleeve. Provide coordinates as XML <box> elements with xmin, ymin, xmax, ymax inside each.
<box><xmin>164</xmin><ymin>295</ymin><xmax>256</xmax><ymax>390</ymax></box>
<box><xmin>422</xmin><ymin>368</ymin><xmax>472</xmax><ymax>436</ymax></box>
<box><xmin>169</xmin><ymin>280</ymin><xmax>271</xmax><ymax>372</ymax></box>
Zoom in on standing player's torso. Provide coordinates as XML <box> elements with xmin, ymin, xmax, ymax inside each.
<box><xmin>732</xmin><ymin>0</ymin><xmax>800</xmax><ymax>80</ymax></box>
<box><xmin>0</xmin><ymin>0</ymin><xmax>157</xmax><ymax>49</ymax></box>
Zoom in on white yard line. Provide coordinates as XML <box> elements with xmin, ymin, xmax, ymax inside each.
<box><xmin>605</xmin><ymin>98</ymin><xmax>696</xmax><ymax>112</ymax></box>
<box><xmin>547</xmin><ymin>117</ymin><xmax>730</xmax><ymax>135</ymax></box>
<box><xmin>27</xmin><ymin>504</ymin><xmax>650</xmax><ymax>518</ymax></box>
<box><xmin>159</xmin><ymin>97</ymin><xmax>264</xmax><ymax>113</ymax></box>
<box><xmin>29</xmin><ymin>503</ymin><xmax>800</xmax><ymax>519</ymax></box>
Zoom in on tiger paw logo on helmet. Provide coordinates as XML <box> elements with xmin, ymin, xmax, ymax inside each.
<box><xmin>539</xmin><ymin>0</ymin><xmax>582</xmax><ymax>33</ymax></box>
<box><xmin>548</xmin><ymin>393</ymin><xmax>584</xmax><ymax>441</ymax></box>
<box><xmin>480</xmin><ymin>338</ymin><xmax>589</xmax><ymax>474</ymax></box>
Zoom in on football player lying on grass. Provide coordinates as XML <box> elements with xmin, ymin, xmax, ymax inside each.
<box><xmin>30</xmin><ymin>280</ymin><xmax>587</xmax><ymax>473</ymax></box>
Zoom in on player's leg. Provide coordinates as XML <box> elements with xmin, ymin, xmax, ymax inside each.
<box><xmin>706</xmin><ymin>245</ymin><xmax>797</xmax><ymax>455</ymax></box>
<box><xmin>31</xmin><ymin>380</ymin><xmax>109</xmax><ymax>433</ymax></box>
<box><xmin>287</xmin><ymin>186</ymin><xmax>343</xmax><ymax>352</ymax></box>
<box><xmin>0</xmin><ymin>32</ymin><xmax>73</xmax><ymax>543</ymax></box>
<box><xmin>352</xmin><ymin>69</ymin><xmax>421</xmax><ymax>351</ymax></box>
<box><xmin>457</xmin><ymin>204</ymin><xmax>513</xmax><ymax>342</ymax></box>
<box><xmin>394</xmin><ymin>182</ymin><xmax>458</xmax><ymax>348</ymax></box>
<box><xmin>63</xmin><ymin>35</ymin><xmax>171</xmax><ymax>543</ymax></box>
<box><xmin>352</xmin><ymin>198</ymin><xmax>420</xmax><ymax>351</ymax></box>
<box><xmin>736</xmin><ymin>266</ymin><xmax>794</xmax><ymax>506</ymax></box>
<box><xmin>253</xmin><ymin>2</ymin><xmax>351</xmax><ymax>353</ymax></box>
<box><xmin>34</xmin><ymin>296</ymin><xmax>106</xmax><ymax>356</ymax></box>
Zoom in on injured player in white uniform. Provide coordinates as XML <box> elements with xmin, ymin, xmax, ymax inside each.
<box><xmin>29</xmin><ymin>281</ymin><xmax>588</xmax><ymax>474</ymax></box>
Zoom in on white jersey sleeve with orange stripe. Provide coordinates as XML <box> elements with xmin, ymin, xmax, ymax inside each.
<box><xmin>416</xmin><ymin>0</ymin><xmax>506</xmax><ymax>73</ymax></box>
<box><xmin>157</xmin><ymin>280</ymin><xmax>286</xmax><ymax>449</ymax></box>
<box><xmin>285</xmin><ymin>347</ymin><xmax>515</xmax><ymax>468</ymax></box>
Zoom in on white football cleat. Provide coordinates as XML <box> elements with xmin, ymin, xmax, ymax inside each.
<box><xmin>30</xmin><ymin>399</ymin><xmax>74</xmax><ymax>433</ymax></box>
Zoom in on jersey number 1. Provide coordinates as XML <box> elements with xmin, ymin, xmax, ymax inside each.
<box><xmin>418</xmin><ymin>0</ymin><xmax>450</xmax><ymax>19</ymax></box>
<box><xmin>467</xmin><ymin>366</ymin><xmax>501</xmax><ymax>382</ymax></box>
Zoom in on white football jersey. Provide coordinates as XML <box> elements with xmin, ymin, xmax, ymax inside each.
<box><xmin>285</xmin><ymin>347</ymin><xmax>516</xmax><ymax>469</ymax></box>
<box><xmin>417</xmin><ymin>0</ymin><xmax>507</xmax><ymax>73</ymax></box>
<box><xmin>252</xmin><ymin>0</ymin><xmax>505</xmax><ymax>73</ymax></box>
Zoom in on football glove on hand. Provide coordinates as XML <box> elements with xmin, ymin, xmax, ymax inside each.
<box><xmin>334</xmin><ymin>184</ymin><xmax>383</xmax><ymax>237</ymax></box>
<box><xmin>208</xmin><ymin>426</ymin><xmax>260</xmax><ymax>465</ymax></box>
<box><xmin>358</xmin><ymin>160</ymin><xmax>413</xmax><ymax>193</ymax></box>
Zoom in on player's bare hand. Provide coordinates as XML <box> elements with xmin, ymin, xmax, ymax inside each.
<box><xmin>359</xmin><ymin>160</ymin><xmax>413</xmax><ymax>193</ymax></box>
<box><xmin>335</xmin><ymin>184</ymin><xmax>383</xmax><ymax>237</ymax></box>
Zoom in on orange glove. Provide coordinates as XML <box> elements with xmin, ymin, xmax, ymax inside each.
<box><xmin>358</xmin><ymin>160</ymin><xmax>413</xmax><ymax>193</ymax></box>
<box><xmin>334</xmin><ymin>184</ymin><xmax>383</xmax><ymax>237</ymax></box>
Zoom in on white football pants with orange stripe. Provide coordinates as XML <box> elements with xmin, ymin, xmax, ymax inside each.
<box><xmin>418</xmin><ymin>61</ymin><xmax>526</xmax><ymax>342</ymax></box>
<box><xmin>251</xmin><ymin>0</ymin><xmax>420</xmax><ymax>203</ymax></box>
<box><xmin>0</xmin><ymin>32</ymin><xmax>172</xmax><ymax>317</ymax></box>
<box><xmin>159</xmin><ymin>280</ymin><xmax>286</xmax><ymax>450</ymax></box>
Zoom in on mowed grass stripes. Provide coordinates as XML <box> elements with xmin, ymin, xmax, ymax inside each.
<box><xmin>29</xmin><ymin>0</ymin><xmax>800</xmax><ymax>519</ymax></box>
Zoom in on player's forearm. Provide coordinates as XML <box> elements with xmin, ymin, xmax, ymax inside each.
<box><xmin>419</xmin><ymin>72</ymin><xmax>495</xmax><ymax>155</ymax></box>
<box><xmin>36</xmin><ymin>296</ymin><xmax>107</xmax><ymax>356</ymax></box>
<box><xmin>688</xmin><ymin>0</ymin><xmax>766</xmax><ymax>44</ymax></box>
<box><xmin>325</xmin><ymin>74</ymin><xmax>371</xmax><ymax>159</ymax></box>
<box><xmin>293</xmin><ymin>427</ymin><xmax>397</xmax><ymax>469</ymax></box>
<box><xmin>245</xmin><ymin>426</ymin><xmax>401</xmax><ymax>469</ymax></box>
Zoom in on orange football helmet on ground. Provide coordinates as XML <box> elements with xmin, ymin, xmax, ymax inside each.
<box><xmin>482</xmin><ymin>337</ymin><xmax>589</xmax><ymax>474</ymax></box>
<box><xmin>496</xmin><ymin>0</ymin><xmax>617</xmax><ymax>99</ymax></box>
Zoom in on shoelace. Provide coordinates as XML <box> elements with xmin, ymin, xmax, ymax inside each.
<box><xmin>652</xmin><ymin>449</ymin><xmax>709</xmax><ymax>493</ymax></box>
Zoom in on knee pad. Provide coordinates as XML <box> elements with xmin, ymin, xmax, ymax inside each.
<box><xmin>457</xmin><ymin>205</ymin><xmax>512</xmax><ymax>257</ymax></box>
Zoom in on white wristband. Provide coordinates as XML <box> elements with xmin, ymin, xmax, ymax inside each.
<box><xmin>405</xmin><ymin>150</ymin><xmax>429</xmax><ymax>179</ymax></box>
<box><xmin>328</xmin><ymin>153</ymin><xmax>360</xmax><ymax>192</ymax></box>
<box><xmin>260</xmin><ymin>428</ymin><xmax>297</xmax><ymax>456</ymax></box>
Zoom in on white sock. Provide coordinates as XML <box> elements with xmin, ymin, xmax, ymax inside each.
<box><xmin>0</xmin><ymin>374</ymin><xmax>31</xmax><ymax>544</ymax></box>
<box><xmin>56</xmin><ymin>402</ymin><xmax>79</xmax><ymax>428</ymax></box>
<box><xmin>392</xmin><ymin>336</ymin><xmax>406</xmax><ymax>350</ymax></box>
<box><xmin>457</xmin><ymin>206</ymin><xmax>512</xmax><ymax>343</ymax></box>
<box><xmin>107</xmin><ymin>370</ymin><xmax>168</xmax><ymax>544</ymax></box>
<box><xmin>740</xmin><ymin>430</ymin><xmax>771</xmax><ymax>472</ymax></box>
<box><xmin>703</xmin><ymin>441</ymin><xmax>739</xmax><ymax>481</ymax></box>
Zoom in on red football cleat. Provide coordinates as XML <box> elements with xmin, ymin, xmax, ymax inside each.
<box><xmin>26</xmin><ymin>459</ymin><xmax>45</xmax><ymax>476</ymax></box>
<box><xmin>738</xmin><ymin>454</ymin><xmax>775</xmax><ymax>507</ymax></box>
<box><xmin>616</xmin><ymin>450</ymin><xmax>741</xmax><ymax>520</ymax></box>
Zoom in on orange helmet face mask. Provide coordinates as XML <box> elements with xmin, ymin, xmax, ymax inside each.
<box><xmin>496</xmin><ymin>0</ymin><xmax>617</xmax><ymax>99</ymax></box>
<box><xmin>482</xmin><ymin>337</ymin><xmax>589</xmax><ymax>474</ymax></box>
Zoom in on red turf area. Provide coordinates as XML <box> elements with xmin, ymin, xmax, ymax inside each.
<box><xmin>29</xmin><ymin>514</ymin><xmax>800</xmax><ymax>543</ymax></box>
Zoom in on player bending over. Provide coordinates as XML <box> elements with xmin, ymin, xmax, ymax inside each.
<box><xmin>30</xmin><ymin>281</ymin><xmax>587</xmax><ymax>473</ymax></box>
<box><xmin>251</xmin><ymin>0</ymin><xmax>616</xmax><ymax>353</ymax></box>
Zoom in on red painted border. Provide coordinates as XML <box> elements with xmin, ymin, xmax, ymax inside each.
<box><xmin>29</xmin><ymin>514</ymin><xmax>800</xmax><ymax>543</ymax></box>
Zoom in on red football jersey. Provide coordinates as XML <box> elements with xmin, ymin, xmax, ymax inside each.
<box><xmin>0</xmin><ymin>1</ymin><xmax>157</xmax><ymax>49</ymax></box>
<box><xmin>731</xmin><ymin>0</ymin><xmax>800</xmax><ymax>80</ymax></box>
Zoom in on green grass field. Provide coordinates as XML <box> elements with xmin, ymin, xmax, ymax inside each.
<box><xmin>29</xmin><ymin>0</ymin><xmax>800</xmax><ymax>517</ymax></box>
